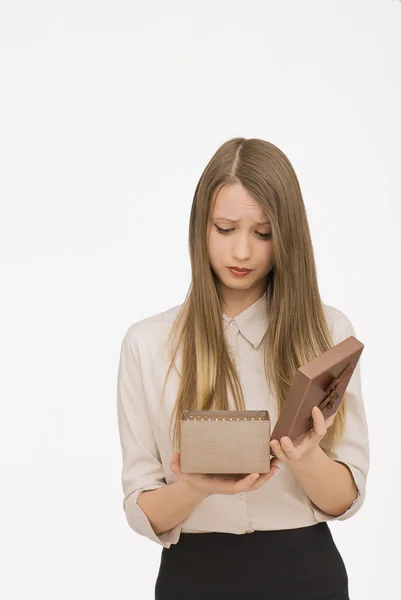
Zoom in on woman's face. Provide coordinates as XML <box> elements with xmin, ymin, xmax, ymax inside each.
<box><xmin>207</xmin><ymin>183</ymin><xmax>274</xmax><ymax>293</ymax></box>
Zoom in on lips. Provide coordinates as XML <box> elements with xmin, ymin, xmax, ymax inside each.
<box><xmin>228</xmin><ymin>266</ymin><xmax>252</xmax><ymax>272</ymax></box>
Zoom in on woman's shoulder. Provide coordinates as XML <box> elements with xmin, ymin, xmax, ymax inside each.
<box><xmin>322</xmin><ymin>302</ymin><xmax>356</xmax><ymax>344</ymax></box>
<box><xmin>122</xmin><ymin>301</ymin><xmax>184</xmax><ymax>352</ymax></box>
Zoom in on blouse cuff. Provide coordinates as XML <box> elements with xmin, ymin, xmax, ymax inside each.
<box><xmin>309</xmin><ymin>461</ymin><xmax>365</xmax><ymax>522</ymax></box>
<box><xmin>125</xmin><ymin>485</ymin><xmax>182</xmax><ymax>548</ymax></box>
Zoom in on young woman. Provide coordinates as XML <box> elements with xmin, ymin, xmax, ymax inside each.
<box><xmin>117</xmin><ymin>137</ymin><xmax>369</xmax><ymax>600</ymax></box>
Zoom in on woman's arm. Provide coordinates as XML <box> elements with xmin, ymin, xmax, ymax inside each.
<box><xmin>286</xmin><ymin>446</ymin><xmax>358</xmax><ymax>516</ymax></box>
<box><xmin>138</xmin><ymin>480</ymin><xmax>210</xmax><ymax>535</ymax></box>
<box><xmin>271</xmin><ymin>316</ymin><xmax>369</xmax><ymax>520</ymax></box>
<box><xmin>117</xmin><ymin>327</ymin><xmax>192</xmax><ymax>548</ymax></box>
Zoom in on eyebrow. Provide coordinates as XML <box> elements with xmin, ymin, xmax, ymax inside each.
<box><xmin>213</xmin><ymin>217</ymin><xmax>271</xmax><ymax>225</ymax></box>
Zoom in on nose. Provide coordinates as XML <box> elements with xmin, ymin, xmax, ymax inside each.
<box><xmin>232</xmin><ymin>233</ymin><xmax>252</xmax><ymax>260</ymax></box>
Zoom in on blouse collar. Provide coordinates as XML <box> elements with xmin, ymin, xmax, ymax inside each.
<box><xmin>222</xmin><ymin>291</ymin><xmax>269</xmax><ymax>349</ymax></box>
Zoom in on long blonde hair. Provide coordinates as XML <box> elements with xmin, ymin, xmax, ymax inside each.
<box><xmin>160</xmin><ymin>137</ymin><xmax>346</xmax><ymax>457</ymax></box>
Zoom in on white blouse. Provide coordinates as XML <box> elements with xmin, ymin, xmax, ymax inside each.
<box><xmin>116</xmin><ymin>292</ymin><xmax>369</xmax><ymax>549</ymax></box>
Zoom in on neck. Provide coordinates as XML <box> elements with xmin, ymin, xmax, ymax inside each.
<box><xmin>220</xmin><ymin>285</ymin><xmax>266</xmax><ymax>318</ymax></box>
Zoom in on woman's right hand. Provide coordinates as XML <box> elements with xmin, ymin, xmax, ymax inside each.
<box><xmin>170</xmin><ymin>451</ymin><xmax>281</xmax><ymax>497</ymax></box>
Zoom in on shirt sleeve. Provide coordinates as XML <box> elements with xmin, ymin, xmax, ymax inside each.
<box><xmin>116</xmin><ymin>327</ymin><xmax>182</xmax><ymax>548</ymax></box>
<box><xmin>309</xmin><ymin>317</ymin><xmax>370</xmax><ymax>522</ymax></box>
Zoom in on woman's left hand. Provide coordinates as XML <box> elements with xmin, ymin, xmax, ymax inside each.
<box><xmin>270</xmin><ymin>405</ymin><xmax>337</xmax><ymax>465</ymax></box>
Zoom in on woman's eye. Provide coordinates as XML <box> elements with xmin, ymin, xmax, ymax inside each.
<box><xmin>215</xmin><ymin>225</ymin><xmax>233</xmax><ymax>235</ymax></box>
<box><xmin>214</xmin><ymin>225</ymin><xmax>271</xmax><ymax>240</ymax></box>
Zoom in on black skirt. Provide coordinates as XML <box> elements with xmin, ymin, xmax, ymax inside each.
<box><xmin>155</xmin><ymin>522</ymin><xmax>349</xmax><ymax>600</ymax></box>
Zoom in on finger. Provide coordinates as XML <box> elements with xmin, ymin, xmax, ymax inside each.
<box><xmin>260</xmin><ymin>461</ymin><xmax>281</xmax><ymax>479</ymax></box>
<box><xmin>204</xmin><ymin>472</ymin><xmax>255</xmax><ymax>491</ymax></box>
<box><xmin>270</xmin><ymin>439</ymin><xmax>289</xmax><ymax>462</ymax></box>
<box><xmin>249</xmin><ymin>472</ymin><xmax>276</xmax><ymax>489</ymax></box>
<box><xmin>325</xmin><ymin>412</ymin><xmax>336</xmax><ymax>429</ymax></box>
<box><xmin>244</xmin><ymin>460</ymin><xmax>281</xmax><ymax>490</ymax></box>
<box><xmin>170</xmin><ymin>452</ymin><xmax>182</xmax><ymax>475</ymax></box>
<box><xmin>255</xmin><ymin>461</ymin><xmax>281</xmax><ymax>481</ymax></box>
<box><xmin>279</xmin><ymin>436</ymin><xmax>301</xmax><ymax>461</ymax></box>
<box><xmin>234</xmin><ymin>472</ymin><xmax>261</xmax><ymax>491</ymax></box>
<box><xmin>270</xmin><ymin>457</ymin><xmax>281</xmax><ymax>470</ymax></box>
<box><xmin>312</xmin><ymin>406</ymin><xmax>327</xmax><ymax>438</ymax></box>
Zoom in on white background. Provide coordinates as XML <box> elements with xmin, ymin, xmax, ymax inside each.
<box><xmin>1</xmin><ymin>1</ymin><xmax>400</xmax><ymax>598</ymax></box>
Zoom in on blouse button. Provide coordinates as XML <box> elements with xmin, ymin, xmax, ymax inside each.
<box><xmin>238</xmin><ymin>492</ymin><xmax>246</xmax><ymax>499</ymax></box>
<box><xmin>230</xmin><ymin>321</ymin><xmax>237</xmax><ymax>329</ymax></box>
